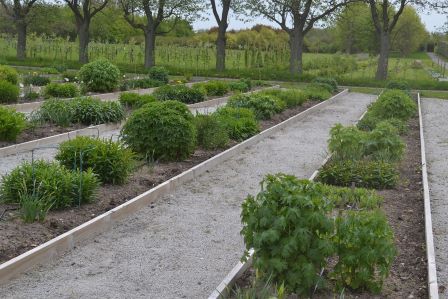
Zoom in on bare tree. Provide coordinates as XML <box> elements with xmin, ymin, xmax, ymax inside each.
<box><xmin>64</xmin><ymin>0</ymin><xmax>109</xmax><ymax>63</ymax></box>
<box><xmin>0</xmin><ymin>0</ymin><xmax>38</xmax><ymax>60</ymax></box>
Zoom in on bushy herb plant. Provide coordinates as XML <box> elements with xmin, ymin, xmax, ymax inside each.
<box><xmin>153</xmin><ymin>84</ymin><xmax>206</xmax><ymax>104</ymax></box>
<box><xmin>312</xmin><ymin>77</ymin><xmax>338</xmax><ymax>92</ymax></box>
<box><xmin>119</xmin><ymin>92</ymin><xmax>157</xmax><ymax>109</ymax></box>
<box><xmin>214</xmin><ymin>107</ymin><xmax>259</xmax><ymax>141</ymax></box>
<box><xmin>303</xmin><ymin>85</ymin><xmax>331</xmax><ymax>101</ymax></box>
<box><xmin>0</xmin><ymin>80</ymin><xmax>19</xmax><ymax>103</ymax></box>
<box><xmin>0</xmin><ymin>106</ymin><xmax>26</xmax><ymax>141</ymax></box>
<box><xmin>43</xmin><ymin>82</ymin><xmax>79</xmax><ymax>99</ymax></box>
<box><xmin>227</xmin><ymin>93</ymin><xmax>286</xmax><ymax>120</ymax></box>
<box><xmin>79</xmin><ymin>58</ymin><xmax>120</xmax><ymax>92</ymax></box>
<box><xmin>194</xmin><ymin>114</ymin><xmax>229</xmax><ymax>150</ymax></box>
<box><xmin>193</xmin><ymin>80</ymin><xmax>229</xmax><ymax>96</ymax></box>
<box><xmin>23</xmin><ymin>75</ymin><xmax>51</xmax><ymax>86</ymax></box>
<box><xmin>369</xmin><ymin>90</ymin><xmax>416</xmax><ymax>121</ymax></box>
<box><xmin>148</xmin><ymin>66</ymin><xmax>169</xmax><ymax>84</ymax></box>
<box><xmin>0</xmin><ymin>65</ymin><xmax>18</xmax><ymax>84</ymax></box>
<box><xmin>385</xmin><ymin>80</ymin><xmax>410</xmax><ymax>92</ymax></box>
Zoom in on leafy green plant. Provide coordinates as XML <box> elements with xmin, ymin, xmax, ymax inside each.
<box><xmin>153</xmin><ymin>84</ymin><xmax>206</xmax><ymax>104</ymax></box>
<box><xmin>308</xmin><ymin>82</ymin><xmax>334</xmax><ymax>93</ymax></box>
<box><xmin>20</xmin><ymin>194</ymin><xmax>52</xmax><ymax>223</ymax></box>
<box><xmin>70</xmin><ymin>97</ymin><xmax>125</xmax><ymax>125</ymax></box>
<box><xmin>56</xmin><ymin>136</ymin><xmax>134</xmax><ymax>185</ymax></box>
<box><xmin>43</xmin><ymin>83</ymin><xmax>79</xmax><ymax>99</ymax></box>
<box><xmin>23</xmin><ymin>75</ymin><xmax>51</xmax><ymax>86</ymax></box>
<box><xmin>364</xmin><ymin>122</ymin><xmax>404</xmax><ymax>162</ymax></box>
<box><xmin>214</xmin><ymin>107</ymin><xmax>259</xmax><ymax>141</ymax></box>
<box><xmin>369</xmin><ymin>89</ymin><xmax>416</xmax><ymax>121</ymax></box>
<box><xmin>119</xmin><ymin>92</ymin><xmax>157</xmax><ymax>108</ymax></box>
<box><xmin>241</xmin><ymin>174</ymin><xmax>334</xmax><ymax>295</ymax></box>
<box><xmin>0</xmin><ymin>65</ymin><xmax>18</xmax><ymax>84</ymax></box>
<box><xmin>227</xmin><ymin>93</ymin><xmax>286</xmax><ymax>120</ymax></box>
<box><xmin>193</xmin><ymin>80</ymin><xmax>229</xmax><ymax>96</ymax></box>
<box><xmin>333</xmin><ymin>210</ymin><xmax>396</xmax><ymax>292</ymax></box>
<box><xmin>0</xmin><ymin>106</ymin><xmax>26</xmax><ymax>141</ymax></box>
<box><xmin>35</xmin><ymin>98</ymin><xmax>74</xmax><ymax>126</ymax></box>
<box><xmin>194</xmin><ymin>114</ymin><xmax>229</xmax><ymax>150</ymax></box>
<box><xmin>328</xmin><ymin>124</ymin><xmax>366</xmax><ymax>161</ymax></box>
<box><xmin>312</xmin><ymin>77</ymin><xmax>338</xmax><ymax>92</ymax></box>
<box><xmin>385</xmin><ymin>80</ymin><xmax>410</xmax><ymax>92</ymax></box>
<box><xmin>0</xmin><ymin>80</ymin><xmax>19</xmax><ymax>103</ymax></box>
<box><xmin>148</xmin><ymin>66</ymin><xmax>169</xmax><ymax>84</ymax></box>
<box><xmin>228</xmin><ymin>81</ymin><xmax>250</xmax><ymax>93</ymax></box>
<box><xmin>121</xmin><ymin>101</ymin><xmax>196</xmax><ymax>161</ymax></box>
<box><xmin>319</xmin><ymin>184</ymin><xmax>383</xmax><ymax>210</ymax></box>
<box><xmin>79</xmin><ymin>58</ymin><xmax>120</xmax><ymax>92</ymax></box>
<box><xmin>303</xmin><ymin>85</ymin><xmax>331</xmax><ymax>101</ymax></box>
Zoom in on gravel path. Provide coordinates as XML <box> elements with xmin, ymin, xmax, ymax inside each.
<box><xmin>421</xmin><ymin>98</ymin><xmax>448</xmax><ymax>291</ymax></box>
<box><xmin>0</xmin><ymin>92</ymin><xmax>375</xmax><ymax>299</ymax></box>
<box><xmin>428</xmin><ymin>52</ymin><xmax>448</xmax><ymax>69</ymax></box>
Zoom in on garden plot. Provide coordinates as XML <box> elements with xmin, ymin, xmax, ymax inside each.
<box><xmin>0</xmin><ymin>92</ymin><xmax>375</xmax><ymax>298</ymax></box>
<box><xmin>421</xmin><ymin>98</ymin><xmax>448</xmax><ymax>295</ymax></box>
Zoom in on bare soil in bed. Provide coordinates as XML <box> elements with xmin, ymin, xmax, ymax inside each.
<box><xmin>0</xmin><ymin>100</ymin><xmax>320</xmax><ymax>264</ymax></box>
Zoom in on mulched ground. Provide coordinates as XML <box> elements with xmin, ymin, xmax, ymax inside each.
<box><xmin>0</xmin><ymin>100</ymin><xmax>320</xmax><ymax>264</ymax></box>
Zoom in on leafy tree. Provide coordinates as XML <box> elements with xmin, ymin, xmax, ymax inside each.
<box><xmin>120</xmin><ymin>0</ymin><xmax>202</xmax><ymax>69</ymax></box>
<box><xmin>0</xmin><ymin>0</ymin><xmax>38</xmax><ymax>59</ymax></box>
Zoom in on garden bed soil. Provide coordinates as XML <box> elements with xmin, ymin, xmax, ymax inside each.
<box><xmin>232</xmin><ymin>116</ymin><xmax>427</xmax><ymax>299</ymax></box>
<box><xmin>0</xmin><ymin>100</ymin><xmax>320</xmax><ymax>264</ymax></box>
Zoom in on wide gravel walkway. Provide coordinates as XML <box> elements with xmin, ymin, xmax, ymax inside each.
<box><xmin>422</xmin><ymin>98</ymin><xmax>448</xmax><ymax>292</ymax></box>
<box><xmin>0</xmin><ymin>92</ymin><xmax>375</xmax><ymax>299</ymax></box>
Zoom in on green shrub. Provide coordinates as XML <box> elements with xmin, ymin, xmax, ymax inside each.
<box><xmin>23</xmin><ymin>91</ymin><xmax>39</xmax><ymax>101</ymax></box>
<box><xmin>214</xmin><ymin>107</ymin><xmax>259</xmax><ymax>141</ymax></box>
<box><xmin>303</xmin><ymin>85</ymin><xmax>331</xmax><ymax>101</ymax></box>
<box><xmin>194</xmin><ymin>80</ymin><xmax>229</xmax><ymax>96</ymax></box>
<box><xmin>241</xmin><ymin>174</ymin><xmax>334</xmax><ymax>294</ymax></box>
<box><xmin>43</xmin><ymin>83</ymin><xmax>79</xmax><ymax>99</ymax></box>
<box><xmin>119</xmin><ymin>78</ymin><xmax>164</xmax><ymax>91</ymax></box>
<box><xmin>23</xmin><ymin>75</ymin><xmax>51</xmax><ymax>86</ymax></box>
<box><xmin>36</xmin><ymin>98</ymin><xmax>74</xmax><ymax>126</ymax></box>
<box><xmin>308</xmin><ymin>82</ymin><xmax>334</xmax><ymax>93</ymax></box>
<box><xmin>312</xmin><ymin>77</ymin><xmax>338</xmax><ymax>92</ymax></box>
<box><xmin>194</xmin><ymin>114</ymin><xmax>229</xmax><ymax>150</ymax></box>
<box><xmin>70</xmin><ymin>97</ymin><xmax>125</xmax><ymax>125</ymax></box>
<box><xmin>319</xmin><ymin>184</ymin><xmax>383</xmax><ymax>210</ymax></box>
<box><xmin>240</xmin><ymin>78</ymin><xmax>252</xmax><ymax>90</ymax></box>
<box><xmin>333</xmin><ymin>210</ymin><xmax>396</xmax><ymax>292</ymax></box>
<box><xmin>0</xmin><ymin>80</ymin><xmax>19</xmax><ymax>103</ymax></box>
<box><xmin>227</xmin><ymin>93</ymin><xmax>286</xmax><ymax>120</ymax></box>
<box><xmin>260</xmin><ymin>88</ymin><xmax>307</xmax><ymax>108</ymax></box>
<box><xmin>317</xmin><ymin>160</ymin><xmax>399</xmax><ymax>189</ymax></box>
<box><xmin>385</xmin><ymin>80</ymin><xmax>410</xmax><ymax>92</ymax></box>
<box><xmin>364</xmin><ymin>122</ymin><xmax>404</xmax><ymax>162</ymax></box>
<box><xmin>0</xmin><ymin>160</ymin><xmax>99</xmax><ymax>209</ymax></box>
<box><xmin>328</xmin><ymin>124</ymin><xmax>366</xmax><ymax>161</ymax></box>
<box><xmin>121</xmin><ymin>101</ymin><xmax>196</xmax><ymax>161</ymax></box>
<box><xmin>42</xmin><ymin>67</ymin><xmax>59</xmax><ymax>74</ymax></box>
<box><xmin>148</xmin><ymin>66</ymin><xmax>169</xmax><ymax>84</ymax></box>
<box><xmin>79</xmin><ymin>59</ymin><xmax>120</xmax><ymax>92</ymax></box>
<box><xmin>56</xmin><ymin>136</ymin><xmax>135</xmax><ymax>185</ymax></box>
<box><xmin>119</xmin><ymin>92</ymin><xmax>157</xmax><ymax>108</ymax></box>
<box><xmin>228</xmin><ymin>81</ymin><xmax>250</xmax><ymax>93</ymax></box>
<box><xmin>357</xmin><ymin>111</ymin><xmax>382</xmax><ymax>131</ymax></box>
<box><xmin>370</xmin><ymin>90</ymin><xmax>416</xmax><ymax>121</ymax></box>
<box><xmin>0</xmin><ymin>106</ymin><xmax>26</xmax><ymax>141</ymax></box>
<box><xmin>0</xmin><ymin>65</ymin><xmax>18</xmax><ymax>84</ymax></box>
<box><xmin>153</xmin><ymin>84</ymin><xmax>206</xmax><ymax>104</ymax></box>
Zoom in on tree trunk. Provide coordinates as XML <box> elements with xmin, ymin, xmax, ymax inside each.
<box><xmin>16</xmin><ymin>21</ymin><xmax>27</xmax><ymax>60</ymax></box>
<box><xmin>216</xmin><ymin>23</ymin><xmax>227</xmax><ymax>72</ymax></box>
<box><xmin>78</xmin><ymin>22</ymin><xmax>90</xmax><ymax>64</ymax></box>
<box><xmin>144</xmin><ymin>29</ymin><xmax>156</xmax><ymax>69</ymax></box>
<box><xmin>376</xmin><ymin>31</ymin><xmax>390</xmax><ymax>80</ymax></box>
<box><xmin>289</xmin><ymin>30</ymin><xmax>304</xmax><ymax>75</ymax></box>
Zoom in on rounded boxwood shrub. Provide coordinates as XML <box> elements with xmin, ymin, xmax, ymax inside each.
<box><xmin>194</xmin><ymin>114</ymin><xmax>229</xmax><ymax>150</ymax></box>
<box><xmin>0</xmin><ymin>65</ymin><xmax>18</xmax><ymax>84</ymax></box>
<box><xmin>0</xmin><ymin>160</ymin><xmax>99</xmax><ymax>209</ymax></box>
<box><xmin>227</xmin><ymin>93</ymin><xmax>286</xmax><ymax>120</ymax></box>
<box><xmin>79</xmin><ymin>59</ymin><xmax>120</xmax><ymax>92</ymax></box>
<box><xmin>148</xmin><ymin>66</ymin><xmax>169</xmax><ymax>84</ymax></box>
<box><xmin>152</xmin><ymin>84</ymin><xmax>206</xmax><ymax>104</ymax></box>
<box><xmin>370</xmin><ymin>89</ymin><xmax>416</xmax><ymax>121</ymax></box>
<box><xmin>0</xmin><ymin>106</ymin><xmax>26</xmax><ymax>141</ymax></box>
<box><xmin>23</xmin><ymin>75</ymin><xmax>51</xmax><ymax>86</ymax></box>
<box><xmin>0</xmin><ymin>80</ymin><xmax>19</xmax><ymax>103</ymax></box>
<box><xmin>56</xmin><ymin>136</ymin><xmax>135</xmax><ymax>185</ymax></box>
<box><xmin>43</xmin><ymin>82</ymin><xmax>79</xmax><ymax>98</ymax></box>
<box><xmin>121</xmin><ymin>101</ymin><xmax>196</xmax><ymax>161</ymax></box>
<box><xmin>214</xmin><ymin>106</ymin><xmax>259</xmax><ymax>141</ymax></box>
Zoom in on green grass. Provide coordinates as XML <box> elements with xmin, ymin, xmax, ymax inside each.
<box><xmin>419</xmin><ymin>90</ymin><xmax>448</xmax><ymax>99</ymax></box>
<box><xmin>348</xmin><ymin>86</ymin><xmax>383</xmax><ymax>95</ymax></box>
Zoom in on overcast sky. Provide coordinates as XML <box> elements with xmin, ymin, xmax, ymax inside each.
<box><xmin>192</xmin><ymin>11</ymin><xmax>446</xmax><ymax>33</ymax></box>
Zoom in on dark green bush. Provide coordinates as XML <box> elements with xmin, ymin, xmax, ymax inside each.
<box><xmin>121</xmin><ymin>101</ymin><xmax>196</xmax><ymax>161</ymax></box>
<box><xmin>385</xmin><ymin>80</ymin><xmax>410</xmax><ymax>92</ymax></box>
<box><xmin>317</xmin><ymin>160</ymin><xmax>399</xmax><ymax>189</ymax></box>
<box><xmin>241</xmin><ymin>174</ymin><xmax>334</xmax><ymax>294</ymax></box>
<box><xmin>312</xmin><ymin>77</ymin><xmax>338</xmax><ymax>92</ymax></box>
<box><xmin>0</xmin><ymin>106</ymin><xmax>26</xmax><ymax>141</ymax></box>
<box><xmin>0</xmin><ymin>160</ymin><xmax>99</xmax><ymax>209</ymax></box>
<box><xmin>148</xmin><ymin>66</ymin><xmax>169</xmax><ymax>84</ymax></box>
<box><xmin>194</xmin><ymin>80</ymin><xmax>229</xmax><ymax>96</ymax></box>
<box><xmin>228</xmin><ymin>81</ymin><xmax>250</xmax><ymax>93</ymax></box>
<box><xmin>153</xmin><ymin>84</ymin><xmax>206</xmax><ymax>104</ymax></box>
<box><xmin>369</xmin><ymin>90</ymin><xmax>417</xmax><ymax>121</ymax></box>
<box><xmin>364</xmin><ymin>122</ymin><xmax>404</xmax><ymax>162</ymax></box>
<box><xmin>79</xmin><ymin>59</ymin><xmax>120</xmax><ymax>92</ymax></box>
<box><xmin>303</xmin><ymin>85</ymin><xmax>331</xmax><ymax>101</ymax></box>
<box><xmin>0</xmin><ymin>65</ymin><xmax>18</xmax><ymax>84</ymax></box>
<box><xmin>119</xmin><ymin>92</ymin><xmax>157</xmax><ymax>108</ymax></box>
<box><xmin>214</xmin><ymin>107</ymin><xmax>259</xmax><ymax>141</ymax></box>
<box><xmin>0</xmin><ymin>80</ymin><xmax>19</xmax><ymax>103</ymax></box>
<box><xmin>56</xmin><ymin>136</ymin><xmax>135</xmax><ymax>185</ymax></box>
<box><xmin>43</xmin><ymin>83</ymin><xmax>79</xmax><ymax>99</ymax></box>
<box><xmin>194</xmin><ymin>114</ymin><xmax>229</xmax><ymax>150</ymax></box>
<box><xmin>119</xmin><ymin>78</ymin><xmax>164</xmax><ymax>91</ymax></box>
<box><xmin>227</xmin><ymin>93</ymin><xmax>286</xmax><ymax>120</ymax></box>
<box><xmin>23</xmin><ymin>75</ymin><xmax>51</xmax><ymax>86</ymax></box>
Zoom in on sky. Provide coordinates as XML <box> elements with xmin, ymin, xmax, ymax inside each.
<box><xmin>192</xmin><ymin>10</ymin><xmax>447</xmax><ymax>33</ymax></box>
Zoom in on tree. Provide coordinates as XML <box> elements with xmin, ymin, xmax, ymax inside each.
<box><xmin>120</xmin><ymin>0</ymin><xmax>202</xmax><ymax>69</ymax></box>
<box><xmin>245</xmin><ymin>0</ymin><xmax>353</xmax><ymax>75</ymax></box>
<box><xmin>64</xmin><ymin>0</ymin><xmax>109</xmax><ymax>63</ymax></box>
<box><xmin>0</xmin><ymin>0</ymin><xmax>38</xmax><ymax>60</ymax></box>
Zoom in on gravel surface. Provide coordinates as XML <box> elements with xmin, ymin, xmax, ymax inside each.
<box><xmin>422</xmin><ymin>98</ymin><xmax>448</xmax><ymax>293</ymax></box>
<box><xmin>0</xmin><ymin>92</ymin><xmax>375</xmax><ymax>299</ymax></box>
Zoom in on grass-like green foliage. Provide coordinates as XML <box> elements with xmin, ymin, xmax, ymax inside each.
<box><xmin>79</xmin><ymin>58</ymin><xmax>120</xmax><ymax>92</ymax></box>
<box><xmin>333</xmin><ymin>210</ymin><xmax>396</xmax><ymax>292</ymax></box>
<box><xmin>119</xmin><ymin>92</ymin><xmax>157</xmax><ymax>109</ymax></box>
<box><xmin>312</xmin><ymin>77</ymin><xmax>338</xmax><ymax>92</ymax></box>
<box><xmin>56</xmin><ymin>136</ymin><xmax>135</xmax><ymax>185</ymax></box>
<box><xmin>241</xmin><ymin>174</ymin><xmax>334</xmax><ymax>295</ymax></box>
<box><xmin>194</xmin><ymin>114</ymin><xmax>229</xmax><ymax>150</ymax></box>
<box><xmin>303</xmin><ymin>85</ymin><xmax>332</xmax><ymax>101</ymax></box>
<box><xmin>0</xmin><ymin>106</ymin><xmax>26</xmax><ymax>141</ymax></box>
<box><xmin>35</xmin><ymin>98</ymin><xmax>74</xmax><ymax>126</ymax></box>
<box><xmin>317</xmin><ymin>160</ymin><xmax>399</xmax><ymax>189</ymax></box>
<box><xmin>20</xmin><ymin>194</ymin><xmax>51</xmax><ymax>223</ymax></box>
<box><xmin>308</xmin><ymin>82</ymin><xmax>334</xmax><ymax>93</ymax></box>
<box><xmin>153</xmin><ymin>84</ymin><xmax>206</xmax><ymax>104</ymax></box>
<box><xmin>193</xmin><ymin>80</ymin><xmax>229</xmax><ymax>96</ymax></box>
<box><xmin>148</xmin><ymin>66</ymin><xmax>169</xmax><ymax>84</ymax></box>
<box><xmin>214</xmin><ymin>107</ymin><xmax>259</xmax><ymax>141</ymax></box>
<box><xmin>23</xmin><ymin>74</ymin><xmax>51</xmax><ymax>86</ymax></box>
<box><xmin>228</xmin><ymin>80</ymin><xmax>250</xmax><ymax>93</ymax></box>
<box><xmin>385</xmin><ymin>80</ymin><xmax>410</xmax><ymax>92</ymax></box>
<box><xmin>319</xmin><ymin>184</ymin><xmax>383</xmax><ymax>210</ymax></box>
<box><xmin>0</xmin><ymin>80</ymin><xmax>19</xmax><ymax>103</ymax></box>
<box><xmin>0</xmin><ymin>65</ymin><xmax>18</xmax><ymax>84</ymax></box>
<box><xmin>43</xmin><ymin>82</ymin><xmax>79</xmax><ymax>98</ymax></box>
<box><xmin>120</xmin><ymin>78</ymin><xmax>165</xmax><ymax>91</ymax></box>
<box><xmin>227</xmin><ymin>93</ymin><xmax>286</xmax><ymax>120</ymax></box>
<box><xmin>0</xmin><ymin>160</ymin><xmax>99</xmax><ymax>210</ymax></box>
<box><xmin>261</xmin><ymin>88</ymin><xmax>307</xmax><ymax>108</ymax></box>
<box><xmin>121</xmin><ymin>101</ymin><xmax>196</xmax><ymax>161</ymax></box>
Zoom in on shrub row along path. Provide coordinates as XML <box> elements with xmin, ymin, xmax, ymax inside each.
<box><xmin>0</xmin><ymin>92</ymin><xmax>376</xmax><ymax>298</ymax></box>
<box><xmin>421</xmin><ymin>98</ymin><xmax>448</xmax><ymax>293</ymax></box>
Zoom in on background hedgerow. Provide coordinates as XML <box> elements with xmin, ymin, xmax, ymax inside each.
<box><xmin>79</xmin><ymin>58</ymin><xmax>120</xmax><ymax>92</ymax></box>
<box><xmin>0</xmin><ymin>106</ymin><xmax>26</xmax><ymax>141</ymax></box>
<box><xmin>214</xmin><ymin>106</ymin><xmax>259</xmax><ymax>141</ymax></box>
<box><xmin>194</xmin><ymin>114</ymin><xmax>229</xmax><ymax>150</ymax></box>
